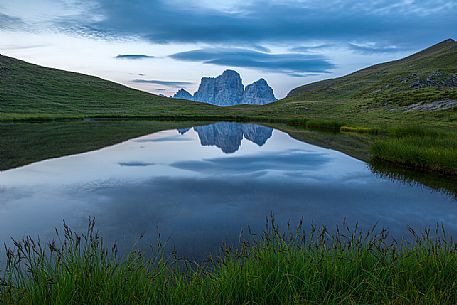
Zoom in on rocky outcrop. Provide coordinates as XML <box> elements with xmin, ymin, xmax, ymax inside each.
<box><xmin>241</xmin><ymin>79</ymin><xmax>276</xmax><ymax>105</ymax></box>
<box><xmin>399</xmin><ymin>72</ymin><xmax>457</xmax><ymax>89</ymax></box>
<box><xmin>193</xmin><ymin>122</ymin><xmax>273</xmax><ymax>153</ymax></box>
<box><xmin>194</xmin><ymin>70</ymin><xmax>244</xmax><ymax>106</ymax></box>
<box><xmin>173</xmin><ymin>70</ymin><xmax>276</xmax><ymax>106</ymax></box>
<box><xmin>403</xmin><ymin>99</ymin><xmax>457</xmax><ymax>112</ymax></box>
<box><xmin>193</xmin><ymin>77</ymin><xmax>216</xmax><ymax>103</ymax></box>
<box><xmin>173</xmin><ymin>89</ymin><xmax>194</xmax><ymax>101</ymax></box>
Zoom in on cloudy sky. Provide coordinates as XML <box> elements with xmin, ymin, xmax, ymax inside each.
<box><xmin>1</xmin><ymin>0</ymin><xmax>456</xmax><ymax>98</ymax></box>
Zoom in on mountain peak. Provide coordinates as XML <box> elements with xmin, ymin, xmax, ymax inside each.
<box><xmin>221</xmin><ymin>69</ymin><xmax>241</xmax><ymax>77</ymax></box>
<box><xmin>395</xmin><ymin>38</ymin><xmax>457</xmax><ymax>64</ymax></box>
<box><xmin>434</xmin><ymin>38</ymin><xmax>457</xmax><ymax>47</ymax></box>
<box><xmin>426</xmin><ymin>38</ymin><xmax>457</xmax><ymax>50</ymax></box>
<box><xmin>173</xmin><ymin>70</ymin><xmax>276</xmax><ymax>106</ymax></box>
<box><xmin>173</xmin><ymin>88</ymin><xmax>194</xmax><ymax>100</ymax></box>
<box><xmin>241</xmin><ymin>78</ymin><xmax>276</xmax><ymax>105</ymax></box>
<box><xmin>192</xmin><ymin>70</ymin><xmax>244</xmax><ymax>106</ymax></box>
<box><xmin>255</xmin><ymin>78</ymin><xmax>268</xmax><ymax>85</ymax></box>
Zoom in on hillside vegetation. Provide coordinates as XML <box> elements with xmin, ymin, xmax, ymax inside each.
<box><xmin>287</xmin><ymin>39</ymin><xmax>457</xmax><ymax>106</ymax></box>
<box><xmin>0</xmin><ymin>55</ymin><xmax>218</xmax><ymax>119</ymax></box>
<box><xmin>1</xmin><ymin>41</ymin><xmax>457</xmax><ymax>128</ymax></box>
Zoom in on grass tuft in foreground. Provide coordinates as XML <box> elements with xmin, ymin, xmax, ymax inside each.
<box><xmin>2</xmin><ymin>219</ymin><xmax>457</xmax><ymax>304</ymax></box>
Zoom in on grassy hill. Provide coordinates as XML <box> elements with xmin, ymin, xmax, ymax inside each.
<box><xmin>287</xmin><ymin>39</ymin><xmax>457</xmax><ymax>106</ymax></box>
<box><xmin>1</xmin><ymin>41</ymin><xmax>456</xmax><ymax>126</ymax></box>
<box><xmin>0</xmin><ymin>54</ymin><xmax>219</xmax><ymax>119</ymax></box>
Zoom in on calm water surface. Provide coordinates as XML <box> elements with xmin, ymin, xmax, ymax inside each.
<box><xmin>0</xmin><ymin>122</ymin><xmax>456</xmax><ymax>259</ymax></box>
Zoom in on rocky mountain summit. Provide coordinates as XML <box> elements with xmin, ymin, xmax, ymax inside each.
<box><xmin>194</xmin><ymin>70</ymin><xmax>245</xmax><ymax>106</ymax></box>
<box><xmin>173</xmin><ymin>70</ymin><xmax>276</xmax><ymax>106</ymax></box>
<box><xmin>241</xmin><ymin>78</ymin><xmax>276</xmax><ymax>105</ymax></box>
<box><xmin>173</xmin><ymin>89</ymin><xmax>194</xmax><ymax>101</ymax></box>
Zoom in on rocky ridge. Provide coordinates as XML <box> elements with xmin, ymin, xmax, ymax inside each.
<box><xmin>241</xmin><ymin>78</ymin><xmax>276</xmax><ymax>105</ymax></box>
<box><xmin>403</xmin><ymin>99</ymin><xmax>457</xmax><ymax>112</ymax></box>
<box><xmin>173</xmin><ymin>89</ymin><xmax>194</xmax><ymax>101</ymax></box>
<box><xmin>173</xmin><ymin>70</ymin><xmax>276</xmax><ymax>106</ymax></box>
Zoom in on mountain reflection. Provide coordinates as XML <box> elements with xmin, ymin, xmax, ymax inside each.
<box><xmin>177</xmin><ymin>128</ymin><xmax>191</xmax><ymax>135</ymax></box>
<box><xmin>179</xmin><ymin>122</ymin><xmax>273</xmax><ymax>153</ymax></box>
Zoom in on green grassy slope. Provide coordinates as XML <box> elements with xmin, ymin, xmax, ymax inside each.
<box><xmin>0</xmin><ymin>54</ymin><xmax>219</xmax><ymax>119</ymax></box>
<box><xmin>1</xmin><ymin>41</ymin><xmax>456</xmax><ymax>127</ymax></box>
<box><xmin>287</xmin><ymin>39</ymin><xmax>457</xmax><ymax>105</ymax></box>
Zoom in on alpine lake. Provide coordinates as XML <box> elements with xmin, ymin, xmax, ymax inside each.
<box><xmin>0</xmin><ymin>120</ymin><xmax>456</xmax><ymax>260</ymax></box>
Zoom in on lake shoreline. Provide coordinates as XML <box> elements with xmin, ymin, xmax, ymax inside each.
<box><xmin>2</xmin><ymin>117</ymin><xmax>456</xmax><ymax>178</ymax></box>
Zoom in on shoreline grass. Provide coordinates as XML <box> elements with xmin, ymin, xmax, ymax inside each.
<box><xmin>340</xmin><ymin>125</ymin><xmax>380</xmax><ymax>134</ymax></box>
<box><xmin>2</xmin><ymin>220</ymin><xmax>457</xmax><ymax>304</ymax></box>
<box><xmin>371</xmin><ymin>126</ymin><xmax>457</xmax><ymax>175</ymax></box>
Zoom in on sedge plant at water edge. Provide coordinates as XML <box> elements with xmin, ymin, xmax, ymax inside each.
<box><xmin>1</xmin><ymin>218</ymin><xmax>457</xmax><ymax>304</ymax></box>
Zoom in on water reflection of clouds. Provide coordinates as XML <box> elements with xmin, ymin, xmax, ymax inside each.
<box><xmin>80</xmin><ymin>173</ymin><xmax>457</xmax><ymax>258</ymax></box>
<box><xmin>118</xmin><ymin>161</ymin><xmax>156</xmax><ymax>167</ymax></box>
<box><xmin>171</xmin><ymin>149</ymin><xmax>330</xmax><ymax>174</ymax></box>
<box><xmin>0</xmin><ymin>186</ymin><xmax>35</xmax><ymax>205</ymax></box>
<box><xmin>285</xmin><ymin>172</ymin><xmax>376</xmax><ymax>184</ymax></box>
<box><xmin>135</xmin><ymin>135</ymin><xmax>192</xmax><ymax>142</ymax></box>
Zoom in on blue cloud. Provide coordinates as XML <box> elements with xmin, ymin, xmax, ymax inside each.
<box><xmin>118</xmin><ymin>161</ymin><xmax>155</xmax><ymax>167</ymax></box>
<box><xmin>0</xmin><ymin>13</ymin><xmax>27</xmax><ymax>30</ymax></box>
<box><xmin>115</xmin><ymin>54</ymin><xmax>154</xmax><ymax>60</ymax></box>
<box><xmin>289</xmin><ymin>44</ymin><xmax>335</xmax><ymax>53</ymax></box>
<box><xmin>169</xmin><ymin>48</ymin><xmax>335</xmax><ymax>76</ymax></box>
<box><xmin>347</xmin><ymin>43</ymin><xmax>406</xmax><ymax>54</ymax></box>
<box><xmin>131</xmin><ymin>79</ymin><xmax>194</xmax><ymax>87</ymax></box>
<box><xmin>1</xmin><ymin>44</ymin><xmax>48</xmax><ymax>51</ymax></box>
<box><xmin>55</xmin><ymin>0</ymin><xmax>456</xmax><ymax>49</ymax></box>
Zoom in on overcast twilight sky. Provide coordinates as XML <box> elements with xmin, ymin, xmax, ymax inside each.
<box><xmin>1</xmin><ymin>0</ymin><xmax>456</xmax><ymax>98</ymax></box>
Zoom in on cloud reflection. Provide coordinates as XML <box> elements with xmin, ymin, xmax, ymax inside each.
<box><xmin>172</xmin><ymin>149</ymin><xmax>330</xmax><ymax>174</ymax></box>
<box><xmin>118</xmin><ymin>161</ymin><xmax>155</xmax><ymax>167</ymax></box>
